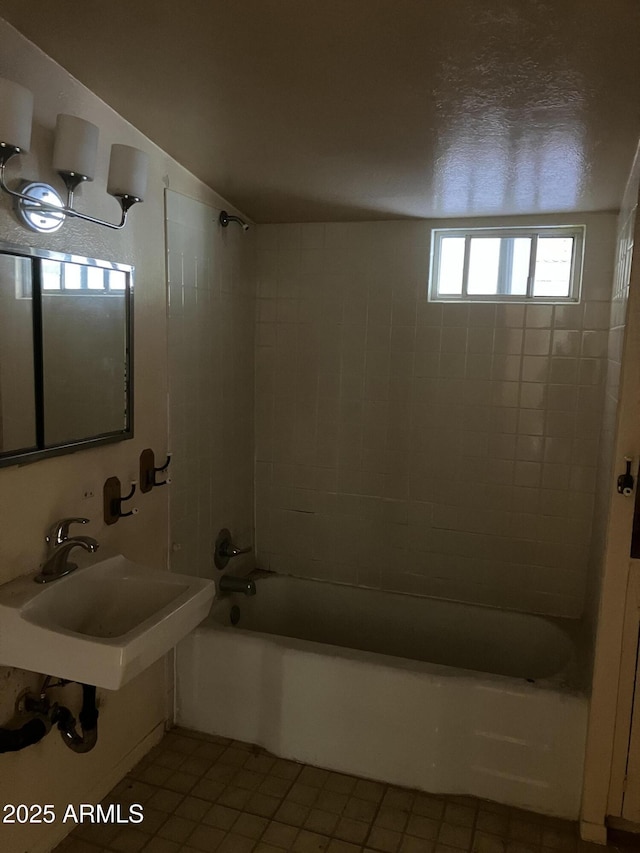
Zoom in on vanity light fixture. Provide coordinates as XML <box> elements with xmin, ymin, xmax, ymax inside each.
<box><xmin>0</xmin><ymin>77</ymin><xmax>148</xmax><ymax>233</ymax></box>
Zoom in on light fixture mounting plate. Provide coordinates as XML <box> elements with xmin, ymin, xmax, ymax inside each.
<box><xmin>16</xmin><ymin>182</ymin><xmax>65</xmax><ymax>233</ymax></box>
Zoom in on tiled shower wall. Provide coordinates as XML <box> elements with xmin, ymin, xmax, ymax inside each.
<box><xmin>166</xmin><ymin>191</ymin><xmax>255</xmax><ymax>578</ymax></box>
<box><xmin>254</xmin><ymin>215</ymin><xmax>616</xmax><ymax>617</ymax></box>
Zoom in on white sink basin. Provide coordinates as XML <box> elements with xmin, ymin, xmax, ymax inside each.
<box><xmin>0</xmin><ymin>555</ymin><xmax>215</xmax><ymax>690</ymax></box>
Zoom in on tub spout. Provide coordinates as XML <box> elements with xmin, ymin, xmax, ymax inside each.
<box><xmin>219</xmin><ymin>574</ymin><xmax>256</xmax><ymax>596</ymax></box>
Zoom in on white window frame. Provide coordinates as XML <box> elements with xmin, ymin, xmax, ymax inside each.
<box><xmin>429</xmin><ymin>224</ymin><xmax>585</xmax><ymax>303</ymax></box>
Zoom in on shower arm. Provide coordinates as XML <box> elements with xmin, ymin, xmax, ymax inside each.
<box><xmin>219</xmin><ymin>210</ymin><xmax>249</xmax><ymax>231</ymax></box>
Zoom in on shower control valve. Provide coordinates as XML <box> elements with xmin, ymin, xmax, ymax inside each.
<box><xmin>617</xmin><ymin>457</ymin><xmax>635</xmax><ymax>496</ymax></box>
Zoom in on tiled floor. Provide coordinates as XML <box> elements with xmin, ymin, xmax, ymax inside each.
<box><xmin>54</xmin><ymin>727</ymin><xmax>633</xmax><ymax>853</ymax></box>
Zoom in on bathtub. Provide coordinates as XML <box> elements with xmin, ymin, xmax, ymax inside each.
<box><xmin>175</xmin><ymin>573</ymin><xmax>588</xmax><ymax>819</ymax></box>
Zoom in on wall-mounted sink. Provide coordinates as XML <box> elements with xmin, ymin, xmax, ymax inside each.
<box><xmin>0</xmin><ymin>555</ymin><xmax>215</xmax><ymax>690</ymax></box>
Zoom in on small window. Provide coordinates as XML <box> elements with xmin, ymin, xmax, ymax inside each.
<box><xmin>429</xmin><ymin>225</ymin><xmax>584</xmax><ymax>303</ymax></box>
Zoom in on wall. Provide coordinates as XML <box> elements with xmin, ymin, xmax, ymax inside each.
<box><xmin>166</xmin><ymin>191</ymin><xmax>255</xmax><ymax>583</ymax></box>
<box><xmin>584</xmin><ymin>145</ymin><xmax>640</xmax><ymax>647</ymax></box>
<box><xmin>255</xmin><ymin>214</ymin><xmax>616</xmax><ymax>618</ymax></box>
<box><xmin>0</xmin><ymin>19</ymin><xmax>247</xmax><ymax>853</ymax></box>
<box><xmin>580</xmin><ymin>142</ymin><xmax>640</xmax><ymax>841</ymax></box>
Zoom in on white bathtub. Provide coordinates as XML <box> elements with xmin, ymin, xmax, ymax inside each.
<box><xmin>176</xmin><ymin>573</ymin><xmax>588</xmax><ymax>819</ymax></box>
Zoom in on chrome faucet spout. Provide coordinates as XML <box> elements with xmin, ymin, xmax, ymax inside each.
<box><xmin>35</xmin><ymin>518</ymin><xmax>99</xmax><ymax>584</ymax></box>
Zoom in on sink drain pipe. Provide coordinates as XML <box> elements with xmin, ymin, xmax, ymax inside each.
<box><xmin>55</xmin><ymin>684</ymin><xmax>99</xmax><ymax>753</ymax></box>
<box><xmin>0</xmin><ymin>716</ymin><xmax>51</xmax><ymax>753</ymax></box>
<box><xmin>0</xmin><ymin>680</ymin><xmax>98</xmax><ymax>755</ymax></box>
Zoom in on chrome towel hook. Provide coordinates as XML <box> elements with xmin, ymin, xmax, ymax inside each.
<box><xmin>219</xmin><ymin>210</ymin><xmax>249</xmax><ymax>231</ymax></box>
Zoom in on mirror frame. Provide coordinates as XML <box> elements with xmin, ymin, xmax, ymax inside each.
<box><xmin>0</xmin><ymin>240</ymin><xmax>134</xmax><ymax>468</ymax></box>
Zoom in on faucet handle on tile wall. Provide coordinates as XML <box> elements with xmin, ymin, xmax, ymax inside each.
<box><xmin>46</xmin><ymin>517</ymin><xmax>89</xmax><ymax>550</ymax></box>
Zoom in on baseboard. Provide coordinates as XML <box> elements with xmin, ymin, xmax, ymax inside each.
<box><xmin>580</xmin><ymin>819</ymin><xmax>608</xmax><ymax>844</ymax></box>
<box><xmin>35</xmin><ymin>721</ymin><xmax>166</xmax><ymax>853</ymax></box>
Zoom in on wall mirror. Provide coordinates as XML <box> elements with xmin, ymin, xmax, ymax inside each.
<box><xmin>0</xmin><ymin>241</ymin><xmax>133</xmax><ymax>467</ymax></box>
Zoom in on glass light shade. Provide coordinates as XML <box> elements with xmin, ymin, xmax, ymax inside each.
<box><xmin>107</xmin><ymin>145</ymin><xmax>148</xmax><ymax>200</ymax></box>
<box><xmin>0</xmin><ymin>77</ymin><xmax>33</xmax><ymax>151</ymax></box>
<box><xmin>52</xmin><ymin>115</ymin><xmax>99</xmax><ymax>180</ymax></box>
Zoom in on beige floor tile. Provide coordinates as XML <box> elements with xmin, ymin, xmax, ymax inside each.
<box><xmin>157</xmin><ymin>814</ymin><xmax>198</xmax><ymax>843</ymax></box>
<box><xmin>508</xmin><ymin>818</ymin><xmax>542</xmax><ymax>845</ymax></box>
<box><xmin>412</xmin><ymin>795</ymin><xmax>446</xmax><ymax>822</ymax></box>
<box><xmin>376</xmin><ymin>807</ymin><xmax>409</xmax><ymax>832</ymax></box>
<box><xmin>198</xmin><ymin>742</ymin><xmax>228</xmax><ymax>763</ymax></box>
<box><xmin>220</xmin><ymin>746</ymin><xmax>254</xmax><ymax>767</ymax></box>
<box><xmin>288</xmin><ymin>783</ymin><xmax>321</xmax><ymax>807</ymax></box>
<box><xmin>217</xmin><ymin>832</ymin><xmax>257</xmax><ymax>853</ymax></box>
<box><xmin>205</xmin><ymin>805</ymin><xmax>243</xmax><ymax>830</ymax></box>
<box><xmin>476</xmin><ymin>811</ymin><xmax>509</xmax><ymax>836</ymax></box>
<box><xmin>263</xmin><ymin>819</ymin><xmax>300</xmax><ymax>848</ymax></box>
<box><xmin>154</xmin><ymin>750</ymin><xmax>186</xmax><ymax>770</ymax></box>
<box><xmin>208</xmin><ymin>763</ymin><xmax>242</xmax><ymax>784</ymax></box>
<box><xmin>275</xmin><ymin>800</ymin><xmax>311</xmax><ymax>827</ymax></box>
<box><xmin>292</xmin><ymin>828</ymin><xmax>331</xmax><ymax>853</ymax></box>
<box><xmin>333</xmin><ymin>815</ymin><xmax>370</xmax><ymax>844</ymax></box>
<box><xmin>353</xmin><ymin>779</ymin><xmax>386</xmax><ymax>803</ymax></box>
<box><xmin>187</xmin><ymin>823</ymin><xmax>227</xmax><ymax>851</ymax></box>
<box><xmin>64</xmin><ymin>841</ymin><xmax>103</xmax><ymax>853</ymax></box>
<box><xmin>192</xmin><ymin>777</ymin><xmax>227</xmax><ymax>802</ymax></box>
<box><xmin>325</xmin><ymin>773</ymin><xmax>358</xmax><ymax>795</ymax></box>
<box><xmin>405</xmin><ymin>814</ymin><xmax>439</xmax><ymax>841</ymax></box>
<box><xmin>163</xmin><ymin>733</ymin><xmax>200</xmax><ymax>755</ymax></box>
<box><xmin>245</xmin><ymin>792</ymin><xmax>283</xmax><ymax>818</ymax></box>
<box><xmin>147</xmin><ymin>788</ymin><xmax>185</xmax><ymax>814</ymax></box>
<box><xmin>174</xmin><ymin>795</ymin><xmax>214</xmax><ymax>822</ymax></box>
<box><xmin>272</xmin><ymin>758</ymin><xmax>303</xmax><ymax>781</ymax></box>
<box><xmin>139</xmin><ymin>765</ymin><xmax>174</xmax><ymax>787</ymax></box>
<box><xmin>143</xmin><ymin>838</ymin><xmax>182</xmax><ymax>853</ymax></box>
<box><xmin>298</xmin><ymin>767</ymin><xmax>331</xmax><ymax>788</ymax></box>
<box><xmin>217</xmin><ymin>786</ymin><xmax>254</xmax><ymax>810</ymax></box>
<box><xmin>326</xmin><ymin>840</ymin><xmax>362</xmax><ymax>853</ymax></box>
<box><xmin>367</xmin><ymin>825</ymin><xmax>404</xmax><ymax>853</ymax></box>
<box><xmin>245</xmin><ymin>754</ymin><xmax>278</xmax><ymax>774</ymax></box>
<box><xmin>109</xmin><ymin>827</ymin><xmax>150</xmax><ymax>852</ymax></box>
<box><xmin>444</xmin><ymin>802</ymin><xmax>476</xmax><ymax>828</ymax></box>
<box><xmin>50</xmin><ymin>727</ymin><xmax>628</xmax><ymax>853</ymax></box>
<box><xmin>73</xmin><ymin>821</ymin><xmax>120</xmax><ymax>846</ymax></box>
<box><xmin>400</xmin><ymin>834</ymin><xmax>436</xmax><ymax>853</ymax></box>
<box><xmin>314</xmin><ymin>790</ymin><xmax>349</xmax><ymax>815</ymax></box>
<box><xmin>343</xmin><ymin>796</ymin><xmax>378</xmax><ymax>823</ymax></box>
<box><xmin>504</xmin><ymin>843</ymin><xmax>538</xmax><ymax>853</ymax></box>
<box><xmin>472</xmin><ymin>832</ymin><xmax>506</xmax><ymax>853</ymax></box>
<box><xmin>235</xmin><ymin>769</ymin><xmax>268</xmax><ymax>791</ymax></box>
<box><xmin>163</xmin><ymin>770</ymin><xmax>199</xmax><ymax>794</ymax></box>
<box><xmin>383</xmin><ymin>790</ymin><xmax>415</xmax><ymax>813</ymax></box>
<box><xmin>541</xmin><ymin>825</ymin><xmax>579</xmax><ymax>850</ymax></box>
<box><xmin>437</xmin><ymin>822</ymin><xmax>473</xmax><ymax>851</ymax></box>
<box><xmin>260</xmin><ymin>774</ymin><xmax>295</xmax><ymax>799</ymax></box>
<box><xmin>304</xmin><ymin>808</ymin><xmax>341</xmax><ymax>836</ymax></box>
<box><xmin>181</xmin><ymin>755</ymin><xmax>216</xmax><ymax>777</ymax></box>
<box><xmin>232</xmin><ymin>812</ymin><xmax>270</xmax><ymax>840</ymax></box>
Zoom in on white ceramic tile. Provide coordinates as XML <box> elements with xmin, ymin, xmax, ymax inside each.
<box><xmin>254</xmin><ymin>218</ymin><xmax>615</xmax><ymax>618</ymax></box>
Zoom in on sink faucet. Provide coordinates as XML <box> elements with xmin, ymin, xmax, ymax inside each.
<box><xmin>35</xmin><ymin>518</ymin><xmax>99</xmax><ymax>584</ymax></box>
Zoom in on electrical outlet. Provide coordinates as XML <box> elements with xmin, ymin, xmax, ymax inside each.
<box><xmin>82</xmin><ymin>488</ymin><xmax>95</xmax><ymax>500</ymax></box>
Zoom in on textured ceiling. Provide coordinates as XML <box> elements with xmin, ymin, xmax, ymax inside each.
<box><xmin>0</xmin><ymin>1</ymin><xmax>639</xmax><ymax>222</ymax></box>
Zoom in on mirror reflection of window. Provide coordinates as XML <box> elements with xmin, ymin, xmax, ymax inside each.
<box><xmin>0</xmin><ymin>244</ymin><xmax>133</xmax><ymax>467</ymax></box>
<box><xmin>41</xmin><ymin>260</ymin><xmax>128</xmax><ymax>446</ymax></box>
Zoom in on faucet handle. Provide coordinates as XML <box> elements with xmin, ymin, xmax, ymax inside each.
<box><xmin>46</xmin><ymin>517</ymin><xmax>90</xmax><ymax>549</ymax></box>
